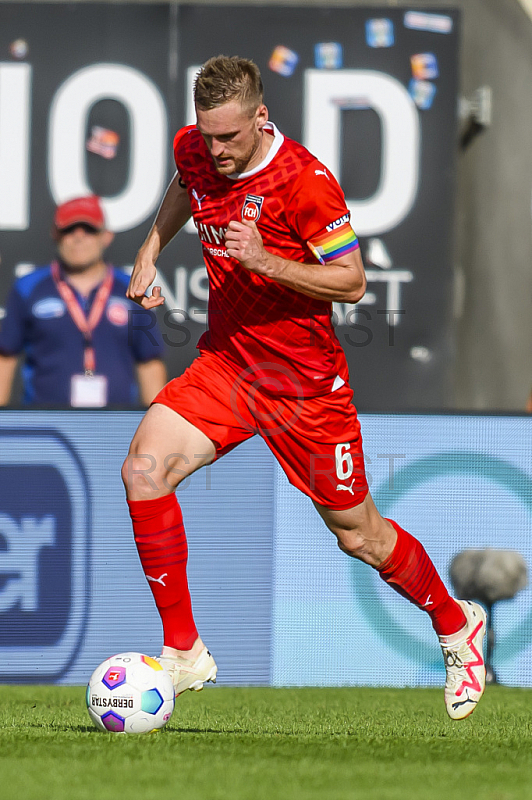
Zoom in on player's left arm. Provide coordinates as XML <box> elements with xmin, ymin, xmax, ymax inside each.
<box><xmin>224</xmin><ymin>219</ymin><xmax>366</xmax><ymax>303</ymax></box>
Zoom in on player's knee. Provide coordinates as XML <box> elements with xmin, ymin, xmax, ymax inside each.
<box><xmin>121</xmin><ymin>451</ymin><xmax>167</xmax><ymax>498</ymax></box>
<box><xmin>334</xmin><ymin>515</ymin><xmax>394</xmax><ymax>566</ymax></box>
<box><xmin>335</xmin><ymin>530</ymin><xmax>367</xmax><ymax>559</ymax></box>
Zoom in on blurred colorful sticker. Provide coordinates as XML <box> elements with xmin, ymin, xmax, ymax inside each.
<box><xmin>410</xmin><ymin>53</ymin><xmax>439</xmax><ymax>80</ymax></box>
<box><xmin>366</xmin><ymin>18</ymin><xmax>394</xmax><ymax>48</ymax></box>
<box><xmin>10</xmin><ymin>39</ymin><xmax>28</xmax><ymax>59</ymax></box>
<box><xmin>409</xmin><ymin>79</ymin><xmax>437</xmax><ymax>110</ymax></box>
<box><xmin>86</xmin><ymin>126</ymin><xmax>120</xmax><ymax>159</ymax></box>
<box><xmin>268</xmin><ymin>46</ymin><xmax>299</xmax><ymax>77</ymax></box>
<box><xmin>404</xmin><ymin>11</ymin><xmax>453</xmax><ymax>34</ymax></box>
<box><xmin>314</xmin><ymin>42</ymin><xmax>343</xmax><ymax>69</ymax></box>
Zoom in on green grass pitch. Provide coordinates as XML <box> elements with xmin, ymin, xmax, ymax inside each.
<box><xmin>1</xmin><ymin>685</ymin><xmax>531</xmax><ymax>800</ymax></box>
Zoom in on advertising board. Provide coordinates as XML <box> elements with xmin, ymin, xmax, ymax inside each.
<box><xmin>1</xmin><ymin>411</ymin><xmax>530</xmax><ymax>688</ymax></box>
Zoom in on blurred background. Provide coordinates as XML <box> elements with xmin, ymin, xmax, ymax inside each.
<box><xmin>1</xmin><ymin>0</ymin><xmax>531</xmax><ymax>411</ymax></box>
<box><xmin>0</xmin><ymin>1</ymin><xmax>531</xmax><ymax>688</ymax></box>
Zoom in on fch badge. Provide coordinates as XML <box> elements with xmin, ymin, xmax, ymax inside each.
<box><xmin>242</xmin><ymin>194</ymin><xmax>264</xmax><ymax>223</ymax></box>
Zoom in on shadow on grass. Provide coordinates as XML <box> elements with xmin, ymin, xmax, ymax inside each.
<box><xmin>167</xmin><ymin>727</ymin><xmax>246</xmax><ymax>734</ymax></box>
<box><xmin>44</xmin><ymin>724</ymin><xmax>243</xmax><ymax>735</ymax></box>
<box><xmin>25</xmin><ymin>723</ymin><xmax>97</xmax><ymax>733</ymax></box>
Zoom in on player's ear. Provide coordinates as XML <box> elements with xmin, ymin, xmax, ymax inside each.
<box><xmin>256</xmin><ymin>104</ymin><xmax>268</xmax><ymax>131</ymax></box>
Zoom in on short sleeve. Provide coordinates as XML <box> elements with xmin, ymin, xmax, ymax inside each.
<box><xmin>0</xmin><ymin>283</ymin><xmax>27</xmax><ymax>355</ymax></box>
<box><xmin>128</xmin><ymin>307</ymin><xmax>165</xmax><ymax>363</ymax></box>
<box><xmin>173</xmin><ymin>125</ymin><xmax>197</xmax><ymax>173</ymax></box>
<box><xmin>285</xmin><ymin>161</ymin><xmax>360</xmax><ymax>263</ymax></box>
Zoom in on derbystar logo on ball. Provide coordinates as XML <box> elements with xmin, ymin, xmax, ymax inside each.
<box><xmin>242</xmin><ymin>194</ymin><xmax>264</xmax><ymax>222</ymax></box>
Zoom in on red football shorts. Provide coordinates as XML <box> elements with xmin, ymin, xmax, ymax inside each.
<box><xmin>154</xmin><ymin>351</ymin><xmax>368</xmax><ymax>510</ymax></box>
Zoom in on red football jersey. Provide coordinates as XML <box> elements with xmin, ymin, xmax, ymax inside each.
<box><xmin>174</xmin><ymin>122</ymin><xmax>359</xmax><ymax>397</ymax></box>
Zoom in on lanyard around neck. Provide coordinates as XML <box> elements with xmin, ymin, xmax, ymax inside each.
<box><xmin>51</xmin><ymin>260</ymin><xmax>114</xmax><ymax>374</ymax></box>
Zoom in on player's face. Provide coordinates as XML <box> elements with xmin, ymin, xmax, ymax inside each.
<box><xmin>56</xmin><ymin>224</ymin><xmax>113</xmax><ymax>271</ymax></box>
<box><xmin>196</xmin><ymin>100</ymin><xmax>269</xmax><ymax>175</ymax></box>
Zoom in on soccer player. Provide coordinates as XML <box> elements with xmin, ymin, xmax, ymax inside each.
<box><xmin>123</xmin><ymin>56</ymin><xmax>486</xmax><ymax>718</ymax></box>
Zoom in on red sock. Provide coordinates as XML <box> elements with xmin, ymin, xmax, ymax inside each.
<box><xmin>127</xmin><ymin>494</ymin><xmax>198</xmax><ymax>650</ymax></box>
<box><xmin>378</xmin><ymin>519</ymin><xmax>466</xmax><ymax>636</ymax></box>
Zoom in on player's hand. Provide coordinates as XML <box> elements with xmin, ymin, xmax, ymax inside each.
<box><xmin>127</xmin><ymin>251</ymin><xmax>165</xmax><ymax>309</ymax></box>
<box><xmin>225</xmin><ymin>220</ymin><xmax>271</xmax><ymax>275</ymax></box>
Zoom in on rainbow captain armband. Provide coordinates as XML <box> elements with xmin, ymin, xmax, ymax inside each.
<box><xmin>307</xmin><ymin>221</ymin><xmax>359</xmax><ymax>265</ymax></box>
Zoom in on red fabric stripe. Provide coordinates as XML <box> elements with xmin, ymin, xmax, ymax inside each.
<box><xmin>136</xmin><ymin>545</ymin><xmax>186</xmax><ymax>559</ymax></box>
<box><xmin>140</xmin><ymin>554</ymin><xmax>189</xmax><ymax>568</ymax></box>
<box><xmin>136</xmin><ymin>541</ymin><xmax>187</xmax><ymax>556</ymax></box>
<box><xmin>134</xmin><ymin>528</ymin><xmax>185</xmax><ymax>545</ymax></box>
<box><xmin>144</xmin><ymin>556</ymin><xmax>188</xmax><ymax>568</ymax></box>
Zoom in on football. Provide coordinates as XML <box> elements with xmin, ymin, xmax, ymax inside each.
<box><xmin>86</xmin><ymin>652</ymin><xmax>175</xmax><ymax>734</ymax></box>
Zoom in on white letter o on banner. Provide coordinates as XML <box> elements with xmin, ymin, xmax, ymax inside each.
<box><xmin>304</xmin><ymin>70</ymin><xmax>419</xmax><ymax>236</ymax></box>
<box><xmin>49</xmin><ymin>64</ymin><xmax>167</xmax><ymax>232</ymax></box>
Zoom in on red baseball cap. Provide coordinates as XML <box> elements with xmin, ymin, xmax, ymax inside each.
<box><xmin>53</xmin><ymin>195</ymin><xmax>105</xmax><ymax>232</ymax></box>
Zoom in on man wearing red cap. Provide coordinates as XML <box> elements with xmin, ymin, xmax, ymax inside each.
<box><xmin>0</xmin><ymin>195</ymin><xmax>167</xmax><ymax>407</ymax></box>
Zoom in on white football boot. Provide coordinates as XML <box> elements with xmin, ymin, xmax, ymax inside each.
<box><xmin>156</xmin><ymin>645</ymin><xmax>218</xmax><ymax>697</ymax></box>
<box><xmin>439</xmin><ymin>599</ymin><xmax>487</xmax><ymax>720</ymax></box>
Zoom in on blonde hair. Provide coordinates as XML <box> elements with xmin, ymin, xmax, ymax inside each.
<box><xmin>194</xmin><ymin>55</ymin><xmax>263</xmax><ymax>114</ymax></box>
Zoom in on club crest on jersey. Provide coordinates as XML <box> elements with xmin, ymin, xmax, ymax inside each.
<box><xmin>242</xmin><ymin>194</ymin><xmax>264</xmax><ymax>223</ymax></box>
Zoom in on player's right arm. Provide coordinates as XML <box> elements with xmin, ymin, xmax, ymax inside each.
<box><xmin>127</xmin><ymin>172</ymin><xmax>192</xmax><ymax>309</ymax></box>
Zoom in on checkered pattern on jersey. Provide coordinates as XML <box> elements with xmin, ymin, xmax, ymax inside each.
<box><xmin>174</xmin><ymin>127</ymin><xmax>352</xmax><ymax>396</ymax></box>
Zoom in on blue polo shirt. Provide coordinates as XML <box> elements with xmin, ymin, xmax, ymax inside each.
<box><xmin>0</xmin><ymin>265</ymin><xmax>165</xmax><ymax>406</ymax></box>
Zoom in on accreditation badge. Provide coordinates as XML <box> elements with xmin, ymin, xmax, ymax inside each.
<box><xmin>70</xmin><ymin>374</ymin><xmax>108</xmax><ymax>407</ymax></box>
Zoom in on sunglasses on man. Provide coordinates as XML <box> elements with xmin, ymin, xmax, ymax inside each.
<box><xmin>58</xmin><ymin>222</ymin><xmax>102</xmax><ymax>236</ymax></box>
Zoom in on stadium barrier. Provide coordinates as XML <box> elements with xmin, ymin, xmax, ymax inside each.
<box><xmin>0</xmin><ymin>411</ymin><xmax>530</xmax><ymax>687</ymax></box>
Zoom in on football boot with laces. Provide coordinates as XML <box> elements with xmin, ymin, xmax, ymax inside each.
<box><xmin>440</xmin><ymin>599</ymin><xmax>487</xmax><ymax>720</ymax></box>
